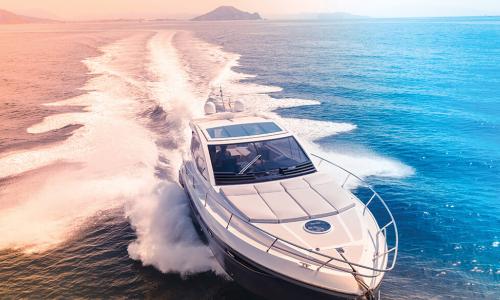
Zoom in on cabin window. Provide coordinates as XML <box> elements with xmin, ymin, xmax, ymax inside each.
<box><xmin>191</xmin><ymin>133</ymin><xmax>208</xmax><ymax>180</ymax></box>
<box><xmin>208</xmin><ymin>136</ymin><xmax>315</xmax><ymax>184</ymax></box>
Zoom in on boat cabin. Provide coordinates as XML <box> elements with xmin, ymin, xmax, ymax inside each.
<box><xmin>189</xmin><ymin>115</ymin><xmax>316</xmax><ymax>186</ymax></box>
<box><xmin>182</xmin><ymin>112</ymin><xmax>398</xmax><ymax>298</ymax></box>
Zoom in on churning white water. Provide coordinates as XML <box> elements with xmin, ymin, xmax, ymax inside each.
<box><xmin>0</xmin><ymin>30</ymin><xmax>413</xmax><ymax>276</ymax></box>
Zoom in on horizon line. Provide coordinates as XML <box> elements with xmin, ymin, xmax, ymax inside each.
<box><xmin>44</xmin><ymin>14</ymin><xmax>500</xmax><ymax>22</ymax></box>
<box><xmin>2</xmin><ymin>7</ymin><xmax>499</xmax><ymax>23</ymax></box>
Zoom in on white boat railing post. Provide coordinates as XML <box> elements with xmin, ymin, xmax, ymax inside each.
<box><xmin>226</xmin><ymin>214</ymin><xmax>233</xmax><ymax>229</ymax></box>
<box><xmin>266</xmin><ymin>238</ymin><xmax>278</xmax><ymax>253</ymax></box>
<box><xmin>363</xmin><ymin>193</ymin><xmax>377</xmax><ymax>215</ymax></box>
<box><xmin>341</xmin><ymin>173</ymin><xmax>351</xmax><ymax>188</ymax></box>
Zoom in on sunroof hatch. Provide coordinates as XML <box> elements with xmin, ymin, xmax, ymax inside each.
<box><xmin>206</xmin><ymin>122</ymin><xmax>283</xmax><ymax>139</ymax></box>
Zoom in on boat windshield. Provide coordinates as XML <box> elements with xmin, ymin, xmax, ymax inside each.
<box><xmin>208</xmin><ymin>136</ymin><xmax>316</xmax><ymax>185</ymax></box>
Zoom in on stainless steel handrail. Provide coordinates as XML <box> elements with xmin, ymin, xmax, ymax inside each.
<box><xmin>184</xmin><ymin>154</ymin><xmax>399</xmax><ymax>278</ymax></box>
<box><xmin>309</xmin><ymin>153</ymin><xmax>399</xmax><ymax>272</ymax></box>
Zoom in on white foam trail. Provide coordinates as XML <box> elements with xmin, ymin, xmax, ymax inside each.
<box><xmin>0</xmin><ymin>33</ymin><xmax>161</xmax><ymax>253</ymax></box>
<box><xmin>126</xmin><ymin>182</ymin><xmax>221</xmax><ymax>275</ymax></box>
<box><xmin>0</xmin><ymin>32</ymin><xmax>226</xmax><ymax>277</ymax></box>
<box><xmin>312</xmin><ymin>145</ymin><xmax>415</xmax><ymax>179</ymax></box>
<box><xmin>215</xmin><ymin>50</ymin><xmax>414</xmax><ymax>181</ymax></box>
<box><xmin>123</xmin><ymin>31</ymin><xmax>223</xmax><ymax>275</ymax></box>
<box><xmin>0</xmin><ymin>27</ymin><xmax>413</xmax><ymax>278</ymax></box>
<box><xmin>279</xmin><ymin>118</ymin><xmax>357</xmax><ymax>141</ymax></box>
<box><xmin>0</xmin><ymin>33</ymin><xmax>152</xmax><ymax>178</ymax></box>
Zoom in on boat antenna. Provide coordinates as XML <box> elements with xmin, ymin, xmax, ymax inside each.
<box><xmin>219</xmin><ymin>85</ymin><xmax>232</xmax><ymax>111</ymax></box>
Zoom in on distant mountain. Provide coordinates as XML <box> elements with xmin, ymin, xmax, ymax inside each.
<box><xmin>192</xmin><ymin>6</ymin><xmax>262</xmax><ymax>21</ymax></box>
<box><xmin>0</xmin><ymin>8</ymin><xmax>58</xmax><ymax>24</ymax></box>
<box><xmin>317</xmin><ymin>12</ymin><xmax>367</xmax><ymax>20</ymax></box>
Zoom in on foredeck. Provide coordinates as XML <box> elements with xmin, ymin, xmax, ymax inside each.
<box><xmin>220</xmin><ymin>172</ymin><xmax>355</xmax><ymax>223</ymax></box>
<box><xmin>183</xmin><ymin>153</ymin><xmax>398</xmax><ymax>284</ymax></box>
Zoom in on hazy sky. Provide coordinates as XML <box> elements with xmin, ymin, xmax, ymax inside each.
<box><xmin>2</xmin><ymin>0</ymin><xmax>500</xmax><ymax>20</ymax></box>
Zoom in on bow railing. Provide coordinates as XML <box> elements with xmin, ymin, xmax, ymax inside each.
<box><xmin>309</xmin><ymin>153</ymin><xmax>399</xmax><ymax>274</ymax></box>
<box><xmin>184</xmin><ymin>154</ymin><xmax>398</xmax><ymax>278</ymax></box>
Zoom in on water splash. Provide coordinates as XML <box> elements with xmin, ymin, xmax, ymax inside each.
<box><xmin>0</xmin><ymin>29</ymin><xmax>413</xmax><ymax>276</ymax></box>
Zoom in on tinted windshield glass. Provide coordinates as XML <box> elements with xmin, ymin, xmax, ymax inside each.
<box><xmin>206</xmin><ymin>122</ymin><xmax>282</xmax><ymax>139</ymax></box>
<box><xmin>208</xmin><ymin>136</ymin><xmax>310</xmax><ymax>174</ymax></box>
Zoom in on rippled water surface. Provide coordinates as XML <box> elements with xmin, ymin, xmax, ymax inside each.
<box><xmin>0</xmin><ymin>18</ymin><xmax>499</xmax><ymax>299</ymax></box>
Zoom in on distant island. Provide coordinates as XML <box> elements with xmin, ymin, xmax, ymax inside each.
<box><xmin>0</xmin><ymin>8</ymin><xmax>58</xmax><ymax>24</ymax></box>
<box><xmin>192</xmin><ymin>6</ymin><xmax>262</xmax><ymax>21</ymax></box>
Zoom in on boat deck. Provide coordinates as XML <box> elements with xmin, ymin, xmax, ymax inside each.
<box><xmin>220</xmin><ymin>172</ymin><xmax>356</xmax><ymax>223</ymax></box>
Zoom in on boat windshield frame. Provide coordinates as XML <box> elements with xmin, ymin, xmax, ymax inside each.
<box><xmin>208</xmin><ymin>136</ymin><xmax>316</xmax><ymax>185</ymax></box>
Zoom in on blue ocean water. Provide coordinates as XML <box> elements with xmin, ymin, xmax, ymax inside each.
<box><xmin>191</xmin><ymin>17</ymin><xmax>500</xmax><ymax>298</ymax></box>
<box><xmin>1</xmin><ymin>18</ymin><xmax>499</xmax><ymax>299</ymax></box>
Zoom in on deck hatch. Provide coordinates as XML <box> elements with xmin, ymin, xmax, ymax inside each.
<box><xmin>303</xmin><ymin>220</ymin><xmax>332</xmax><ymax>234</ymax></box>
<box><xmin>206</xmin><ymin>122</ymin><xmax>282</xmax><ymax>139</ymax></box>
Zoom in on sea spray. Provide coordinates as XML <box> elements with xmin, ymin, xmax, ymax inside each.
<box><xmin>211</xmin><ymin>49</ymin><xmax>415</xmax><ymax>181</ymax></box>
<box><xmin>0</xmin><ymin>32</ymin><xmax>224</xmax><ymax>276</ymax></box>
<box><xmin>0</xmin><ymin>28</ymin><xmax>413</xmax><ymax>275</ymax></box>
<box><xmin>0</xmin><ymin>33</ymin><xmax>158</xmax><ymax>253</ymax></box>
<box><xmin>125</xmin><ymin>182</ymin><xmax>223</xmax><ymax>275</ymax></box>
<box><xmin>123</xmin><ymin>31</ymin><xmax>222</xmax><ymax>274</ymax></box>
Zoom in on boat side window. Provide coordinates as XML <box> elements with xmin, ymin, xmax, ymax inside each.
<box><xmin>191</xmin><ymin>133</ymin><xmax>208</xmax><ymax>180</ymax></box>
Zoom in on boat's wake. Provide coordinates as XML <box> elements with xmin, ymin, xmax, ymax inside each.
<box><xmin>0</xmin><ymin>30</ymin><xmax>413</xmax><ymax>275</ymax></box>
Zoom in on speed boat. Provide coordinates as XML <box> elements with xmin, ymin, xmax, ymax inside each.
<box><xmin>179</xmin><ymin>99</ymin><xmax>398</xmax><ymax>299</ymax></box>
